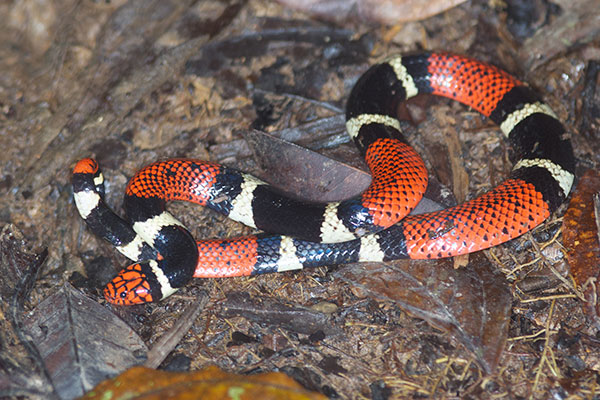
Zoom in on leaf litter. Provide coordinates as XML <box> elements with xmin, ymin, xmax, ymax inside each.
<box><xmin>0</xmin><ymin>0</ymin><xmax>599</xmax><ymax>398</ymax></box>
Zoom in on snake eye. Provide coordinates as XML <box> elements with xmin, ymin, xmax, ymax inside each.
<box><xmin>120</xmin><ymin>291</ymin><xmax>127</xmax><ymax>299</ymax></box>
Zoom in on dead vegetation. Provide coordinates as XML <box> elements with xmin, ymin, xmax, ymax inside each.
<box><xmin>1</xmin><ymin>0</ymin><xmax>599</xmax><ymax>398</ymax></box>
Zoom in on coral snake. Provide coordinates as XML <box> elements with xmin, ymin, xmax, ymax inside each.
<box><xmin>73</xmin><ymin>52</ymin><xmax>575</xmax><ymax>306</ymax></box>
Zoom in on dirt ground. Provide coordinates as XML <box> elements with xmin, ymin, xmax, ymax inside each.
<box><xmin>1</xmin><ymin>0</ymin><xmax>600</xmax><ymax>399</ymax></box>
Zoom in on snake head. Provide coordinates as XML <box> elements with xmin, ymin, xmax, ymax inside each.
<box><xmin>103</xmin><ymin>261</ymin><xmax>176</xmax><ymax>305</ymax></box>
<box><xmin>73</xmin><ymin>158</ymin><xmax>99</xmax><ymax>175</ymax></box>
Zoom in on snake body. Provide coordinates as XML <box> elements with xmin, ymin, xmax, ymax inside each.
<box><xmin>73</xmin><ymin>52</ymin><xmax>575</xmax><ymax>305</ymax></box>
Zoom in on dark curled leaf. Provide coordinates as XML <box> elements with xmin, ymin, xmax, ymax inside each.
<box><xmin>23</xmin><ymin>283</ymin><xmax>148</xmax><ymax>399</ymax></box>
<box><xmin>334</xmin><ymin>253</ymin><xmax>511</xmax><ymax>373</ymax></box>
<box><xmin>0</xmin><ymin>224</ymin><xmax>52</xmax><ymax>399</ymax></box>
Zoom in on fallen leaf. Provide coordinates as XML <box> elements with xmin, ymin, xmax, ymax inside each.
<box><xmin>244</xmin><ymin>129</ymin><xmax>370</xmax><ymax>202</ymax></box>
<box><xmin>0</xmin><ymin>224</ymin><xmax>52</xmax><ymax>398</ymax></box>
<box><xmin>244</xmin><ymin>128</ymin><xmax>448</xmax><ymax>214</ymax></box>
<box><xmin>334</xmin><ymin>253</ymin><xmax>511</xmax><ymax>373</ymax></box>
<box><xmin>562</xmin><ymin>169</ymin><xmax>600</xmax><ymax>328</ymax></box>
<box><xmin>23</xmin><ymin>283</ymin><xmax>148</xmax><ymax>399</ymax></box>
<box><xmin>81</xmin><ymin>365</ymin><xmax>327</xmax><ymax>400</ymax></box>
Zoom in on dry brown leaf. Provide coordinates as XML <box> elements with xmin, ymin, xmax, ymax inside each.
<box><xmin>562</xmin><ymin>169</ymin><xmax>600</xmax><ymax>327</ymax></box>
<box><xmin>0</xmin><ymin>224</ymin><xmax>51</xmax><ymax>398</ymax></box>
<box><xmin>80</xmin><ymin>366</ymin><xmax>327</xmax><ymax>400</ymax></box>
<box><xmin>244</xmin><ymin>128</ymin><xmax>447</xmax><ymax>214</ymax></box>
<box><xmin>244</xmin><ymin>129</ymin><xmax>370</xmax><ymax>202</ymax></box>
<box><xmin>23</xmin><ymin>283</ymin><xmax>148</xmax><ymax>399</ymax></box>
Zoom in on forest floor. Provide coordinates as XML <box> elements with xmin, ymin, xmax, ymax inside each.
<box><xmin>1</xmin><ymin>0</ymin><xmax>600</xmax><ymax>399</ymax></box>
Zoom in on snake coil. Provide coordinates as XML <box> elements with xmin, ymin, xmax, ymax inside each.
<box><xmin>73</xmin><ymin>52</ymin><xmax>575</xmax><ymax>305</ymax></box>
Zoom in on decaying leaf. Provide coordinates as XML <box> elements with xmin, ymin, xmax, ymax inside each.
<box><xmin>23</xmin><ymin>283</ymin><xmax>148</xmax><ymax>399</ymax></box>
<box><xmin>81</xmin><ymin>365</ymin><xmax>327</xmax><ymax>400</ymax></box>
<box><xmin>562</xmin><ymin>169</ymin><xmax>600</xmax><ymax>327</ymax></box>
<box><xmin>244</xmin><ymin>129</ymin><xmax>371</xmax><ymax>202</ymax></box>
<box><xmin>244</xmin><ymin>128</ymin><xmax>447</xmax><ymax>214</ymax></box>
<box><xmin>0</xmin><ymin>224</ymin><xmax>52</xmax><ymax>398</ymax></box>
<box><xmin>334</xmin><ymin>253</ymin><xmax>511</xmax><ymax>373</ymax></box>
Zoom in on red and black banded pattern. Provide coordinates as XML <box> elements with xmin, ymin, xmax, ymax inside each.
<box><xmin>73</xmin><ymin>52</ymin><xmax>575</xmax><ymax>305</ymax></box>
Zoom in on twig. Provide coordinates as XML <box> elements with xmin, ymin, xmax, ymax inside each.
<box><xmin>518</xmin><ymin>294</ymin><xmax>577</xmax><ymax>303</ymax></box>
<box><xmin>144</xmin><ymin>291</ymin><xmax>209</xmax><ymax>369</ymax></box>
<box><xmin>530</xmin><ymin>299</ymin><xmax>559</xmax><ymax>398</ymax></box>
